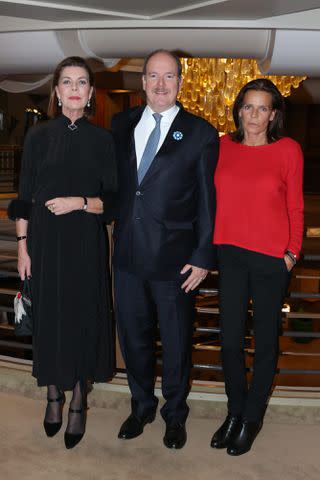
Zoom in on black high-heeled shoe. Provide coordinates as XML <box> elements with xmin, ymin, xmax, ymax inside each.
<box><xmin>64</xmin><ymin>406</ymin><xmax>87</xmax><ymax>449</ymax></box>
<box><xmin>43</xmin><ymin>391</ymin><xmax>66</xmax><ymax>437</ymax></box>
<box><xmin>64</xmin><ymin>382</ymin><xmax>87</xmax><ymax>449</ymax></box>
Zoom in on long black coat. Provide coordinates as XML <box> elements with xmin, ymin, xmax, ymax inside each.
<box><xmin>111</xmin><ymin>105</ymin><xmax>219</xmax><ymax>280</ymax></box>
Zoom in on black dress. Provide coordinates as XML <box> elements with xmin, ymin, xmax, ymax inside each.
<box><xmin>9</xmin><ymin>114</ymin><xmax>117</xmax><ymax>389</ymax></box>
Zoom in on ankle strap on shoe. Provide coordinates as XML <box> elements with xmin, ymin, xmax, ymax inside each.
<box><xmin>47</xmin><ymin>394</ymin><xmax>64</xmax><ymax>403</ymax></box>
<box><xmin>69</xmin><ymin>407</ymin><xmax>83</xmax><ymax>414</ymax></box>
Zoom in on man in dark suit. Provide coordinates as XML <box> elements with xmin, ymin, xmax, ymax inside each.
<box><xmin>111</xmin><ymin>49</ymin><xmax>219</xmax><ymax>449</ymax></box>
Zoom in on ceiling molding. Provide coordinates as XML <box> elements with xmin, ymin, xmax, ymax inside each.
<box><xmin>1</xmin><ymin>1</ymin><xmax>320</xmax><ymax>31</ymax></box>
<box><xmin>1</xmin><ymin>1</ymin><xmax>320</xmax><ymax>83</ymax></box>
<box><xmin>0</xmin><ymin>0</ymin><xmax>148</xmax><ymax>19</ymax></box>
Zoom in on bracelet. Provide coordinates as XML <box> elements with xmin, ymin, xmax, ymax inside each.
<box><xmin>285</xmin><ymin>250</ymin><xmax>297</xmax><ymax>264</ymax></box>
<box><xmin>16</xmin><ymin>235</ymin><xmax>27</xmax><ymax>241</ymax></box>
<box><xmin>82</xmin><ymin>197</ymin><xmax>88</xmax><ymax>211</ymax></box>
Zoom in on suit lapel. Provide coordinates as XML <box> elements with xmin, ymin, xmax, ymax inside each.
<box><xmin>126</xmin><ymin>107</ymin><xmax>144</xmax><ymax>183</ymax></box>
<box><xmin>157</xmin><ymin>108</ymin><xmax>188</xmax><ymax>156</ymax></box>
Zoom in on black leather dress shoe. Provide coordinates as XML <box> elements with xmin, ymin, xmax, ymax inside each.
<box><xmin>210</xmin><ymin>414</ymin><xmax>241</xmax><ymax>449</ymax></box>
<box><xmin>163</xmin><ymin>423</ymin><xmax>187</xmax><ymax>449</ymax></box>
<box><xmin>118</xmin><ymin>413</ymin><xmax>156</xmax><ymax>440</ymax></box>
<box><xmin>227</xmin><ymin>420</ymin><xmax>263</xmax><ymax>456</ymax></box>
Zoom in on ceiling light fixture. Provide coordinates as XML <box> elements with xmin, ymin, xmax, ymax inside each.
<box><xmin>178</xmin><ymin>58</ymin><xmax>306</xmax><ymax>132</ymax></box>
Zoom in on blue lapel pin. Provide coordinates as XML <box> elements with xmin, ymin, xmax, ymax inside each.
<box><xmin>173</xmin><ymin>131</ymin><xmax>183</xmax><ymax>141</ymax></box>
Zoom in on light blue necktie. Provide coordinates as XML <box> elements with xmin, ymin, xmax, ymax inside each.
<box><xmin>137</xmin><ymin>113</ymin><xmax>162</xmax><ymax>184</ymax></box>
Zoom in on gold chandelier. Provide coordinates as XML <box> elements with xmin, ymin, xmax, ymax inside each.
<box><xmin>178</xmin><ymin>58</ymin><xmax>306</xmax><ymax>132</ymax></box>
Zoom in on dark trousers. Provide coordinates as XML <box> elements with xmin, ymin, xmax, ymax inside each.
<box><xmin>218</xmin><ymin>245</ymin><xmax>290</xmax><ymax>421</ymax></box>
<box><xmin>114</xmin><ymin>268</ymin><xmax>195</xmax><ymax>425</ymax></box>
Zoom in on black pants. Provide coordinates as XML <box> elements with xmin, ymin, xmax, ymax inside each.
<box><xmin>218</xmin><ymin>245</ymin><xmax>290</xmax><ymax>421</ymax></box>
<box><xmin>114</xmin><ymin>269</ymin><xmax>195</xmax><ymax>425</ymax></box>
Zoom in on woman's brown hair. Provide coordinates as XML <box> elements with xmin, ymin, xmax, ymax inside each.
<box><xmin>47</xmin><ymin>56</ymin><xmax>96</xmax><ymax>118</ymax></box>
<box><xmin>230</xmin><ymin>78</ymin><xmax>286</xmax><ymax>143</ymax></box>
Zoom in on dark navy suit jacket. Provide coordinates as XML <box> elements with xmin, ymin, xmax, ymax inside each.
<box><xmin>111</xmin><ymin>104</ymin><xmax>219</xmax><ymax>280</ymax></box>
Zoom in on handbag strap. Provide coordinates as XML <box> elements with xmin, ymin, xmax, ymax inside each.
<box><xmin>22</xmin><ymin>277</ymin><xmax>32</xmax><ymax>298</ymax></box>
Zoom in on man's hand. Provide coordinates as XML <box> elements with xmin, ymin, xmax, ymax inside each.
<box><xmin>180</xmin><ymin>264</ymin><xmax>208</xmax><ymax>293</ymax></box>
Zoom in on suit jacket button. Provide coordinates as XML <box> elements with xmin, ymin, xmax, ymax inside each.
<box><xmin>136</xmin><ymin>191</ymin><xmax>142</xmax><ymax>196</ymax></box>
<box><xmin>135</xmin><ymin>216</ymin><xmax>141</xmax><ymax>220</ymax></box>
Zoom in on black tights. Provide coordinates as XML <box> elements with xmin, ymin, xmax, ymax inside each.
<box><xmin>66</xmin><ymin>380</ymin><xmax>86</xmax><ymax>435</ymax></box>
<box><xmin>44</xmin><ymin>385</ymin><xmax>63</xmax><ymax>423</ymax></box>
<box><xmin>45</xmin><ymin>380</ymin><xmax>86</xmax><ymax>434</ymax></box>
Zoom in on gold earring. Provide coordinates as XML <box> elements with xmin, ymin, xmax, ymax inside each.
<box><xmin>87</xmin><ymin>98</ymin><xmax>91</xmax><ymax>108</ymax></box>
<box><xmin>58</xmin><ymin>98</ymin><xmax>62</xmax><ymax>107</ymax></box>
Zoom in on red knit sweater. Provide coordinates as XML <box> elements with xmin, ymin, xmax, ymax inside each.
<box><xmin>213</xmin><ymin>134</ymin><xmax>304</xmax><ymax>258</ymax></box>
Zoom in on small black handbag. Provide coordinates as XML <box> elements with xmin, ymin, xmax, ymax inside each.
<box><xmin>13</xmin><ymin>277</ymin><xmax>33</xmax><ymax>336</ymax></box>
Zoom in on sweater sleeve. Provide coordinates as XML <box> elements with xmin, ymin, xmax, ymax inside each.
<box><xmin>285</xmin><ymin>141</ymin><xmax>304</xmax><ymax>258</ymax></box>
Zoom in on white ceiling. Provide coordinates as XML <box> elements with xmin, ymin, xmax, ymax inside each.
<box><xmin>1</xmin><ymin>0</ymin><xmax>320</xmax><ymax>25</ymax></box>
<box><xmin>1</xmin><ymin>0</ymin><xmax>320</xmax><ymax>98</ymax></box>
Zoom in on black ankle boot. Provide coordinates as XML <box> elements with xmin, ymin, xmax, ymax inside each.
<box><xmin>210</xmin><ymin>414</ymin><xmax>241</xmax><ymax>449</ymax></box>
<box><xmin>227</xmin><ymin>420</ymin><xmax>263</xmax><ymax>456</ymax></box>
<box><xmin>43</xmin><ymin>391</ymin><xmax>66</xmax><ymax>437</ymax></box>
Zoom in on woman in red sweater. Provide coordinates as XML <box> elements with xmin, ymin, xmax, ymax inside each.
<box><xmin>211</xmin><ymin>79</ymin><xmax>304</xmax><ymax>455</ymax></box>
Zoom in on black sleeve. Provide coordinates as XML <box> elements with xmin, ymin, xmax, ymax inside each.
<box><xmin>99</xmin><ymin>131</ymin><xmax>118</xmax><ymax>224</ymax></box>
<box><xmin>188</xmin><ymin>124</ymin><xmax>220</xmax><ymax>269</ymax></box>
<box><xmin>7</xmin><ymin>128</ymin><xmax>37</xmax><ymax>220</ymax></box>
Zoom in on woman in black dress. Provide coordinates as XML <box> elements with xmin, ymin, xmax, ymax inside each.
<box><xmin>8</xmin><ymin>56</ymin><xmax>117</xmax><ymax>449</ymax></box>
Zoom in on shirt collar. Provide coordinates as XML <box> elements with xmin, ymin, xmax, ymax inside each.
<box><xmin>144</xmin><ymin>104</ymin><xmax>180</xmax><ymax>123</ymax></box>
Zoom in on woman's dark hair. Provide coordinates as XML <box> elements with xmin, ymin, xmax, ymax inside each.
<box><xmin>142</xmin><ymin>49</ymin><xmax>182</xmax><ymax>79</ymax></box>
<box><xmin>47</xmin><ymin>56</ymin><xmax>96</xmax><ymax>118</ymax></box>
<box><xmin>230</xmin><ymin>78</ymin><xmax>285</xmax><ymax>143</ymax></box>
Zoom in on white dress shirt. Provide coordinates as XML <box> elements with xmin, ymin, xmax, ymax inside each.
<box><xmin>134</xmin><ymin>104</ymin><xmax>180</xmax><ymax>169</ymax></box>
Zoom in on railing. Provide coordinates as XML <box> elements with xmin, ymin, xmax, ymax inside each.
<box><xmin>1</xmin><ymin>189</ymin><xmax>320</xmax><ymax>388</ymax></box>
<box><xmin>188</xmin><ymin>261</ymin><xmax>320</xmax><ymax>386</ymax></box>
<box><xmin>0</xmin><ymin>146</ymin><xmax>22</xmax><ymax>193</ymax></box>
<box><xmin>0</xmin><ymin>195</ymin><xmax>28</xmax><ymax>358</ymax></box>
<box><xmin>1</xmin><ymin>257</ymin><xmax>320</xmax><ymax>382</ymax></box>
